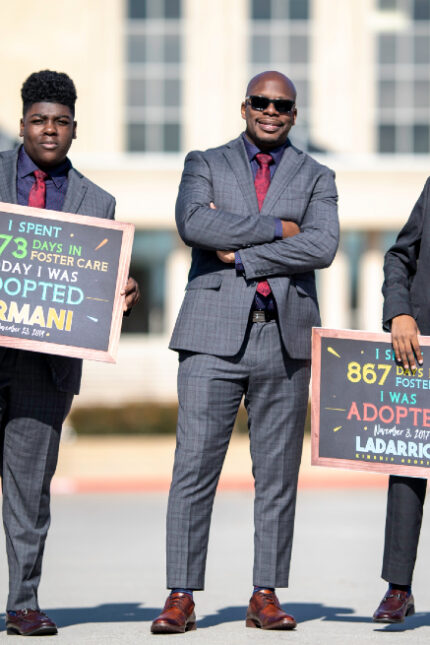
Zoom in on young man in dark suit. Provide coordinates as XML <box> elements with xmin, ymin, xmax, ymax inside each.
<box><xmin>0</xmin><ymin>70</ymin><xmax>139</xmax><ymax>636</ymax></box>
<box><xmin>373</xmin><ymin>179</ymin><xmax>430</xmax><ymax>623</ymax></box>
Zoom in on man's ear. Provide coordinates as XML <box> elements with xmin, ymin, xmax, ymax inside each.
<box><xmin>73</xmin><ymin>121</ymin><xmax>77</xmax><ymax>139</ymax></box>
<box><xmin>19</xmin><ymin>117</ymin><xmax>24</xmax><ymax>137</ymax></box>
<box><xmin>241</xmin><ymin>102</ymin><xmax>246</xmax><ymax>121</ymax></box>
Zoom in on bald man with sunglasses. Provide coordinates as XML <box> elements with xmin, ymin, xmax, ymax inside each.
<box><xmin>151</xmin><ymin>71</ymin><xmax>339</xmax><ymax>634</ymax></box>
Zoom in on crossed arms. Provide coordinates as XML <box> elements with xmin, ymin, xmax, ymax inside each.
<box><xmin>175</xmin><ymin>150</ymin><xmax>339</xmax><ymax>278</ymax></box>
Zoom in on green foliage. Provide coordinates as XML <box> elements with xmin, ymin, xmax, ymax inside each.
<box><xmin>69</xmin><ymin>401</ymin><xmax>311</xmax><ymax>435</ymax></box>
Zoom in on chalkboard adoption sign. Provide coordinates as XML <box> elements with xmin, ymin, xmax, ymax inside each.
<box><xmin>0</xmin><ymin>202</ymin><xmax>134</xmax><ymax>362</ymax></box>
<box><xmin>312</xmin><ymin>328</ymin><xmax>430</xmax><ymax>478</ymax></box>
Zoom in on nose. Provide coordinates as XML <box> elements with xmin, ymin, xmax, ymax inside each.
<box><xmin>263</xmin><ymin>100</ymin><xmax>278</xmax><ymax>115</ymax></box>
<box><xmin>44</xmin><ymin>119</ymin><xmax>57</xmax><ymax>135</ymax></box>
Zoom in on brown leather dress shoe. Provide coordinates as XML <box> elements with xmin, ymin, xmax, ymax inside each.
<box><xmin>246</xmin><ymin>590</ymin><xmax>296</xmax><ymax>630</ymax></box>
<box><xmin>6</xmin><ymin>609</ymin><xmax>58</xmax><ymax>635</ymax></box>
<box><xmin>373</xmin><ymin>589</ymin><xmax>415</xmax><ymax>623</ymax></box>
<box><xmin>151</xmin><ymin>592</ymin><xmax>196</xmax><ymax>634</ymax></box>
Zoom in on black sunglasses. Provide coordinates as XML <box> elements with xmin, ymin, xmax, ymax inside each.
<box><xmin>245</xmin><ymin>95</ymin><xmax>295</xmax><ymax>114</ymax></box>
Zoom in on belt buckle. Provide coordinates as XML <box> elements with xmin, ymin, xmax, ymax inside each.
<box><xmin>252</xmin><ymin>310</ymin><xmax>267</xmax><ymax>323</ymax></box>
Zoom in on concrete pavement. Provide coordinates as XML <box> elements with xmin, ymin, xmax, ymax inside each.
<box><xmin>0</xmin><ymin>489</ymin><xmax>429</xmax><ymax>642</ymax></box>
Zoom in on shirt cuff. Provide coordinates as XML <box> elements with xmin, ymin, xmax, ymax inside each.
<box><xmin>235</xmin><ymin>251</ymin><xmax>245</xmax><ymax>273</ymax></box>
<box><xmin>274</xmin><ymin>218</ymin><xmax>283</xmax><ymax>240</ymax></box>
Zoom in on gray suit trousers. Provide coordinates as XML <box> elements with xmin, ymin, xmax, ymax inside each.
<box><xmin>166</xmin><ymin>320</ymin><xmax>311</xmax><ymax>589</ymax></box>
<box><xmin>0</xmin><ymin>350</ymin><xmax>73</xmax><ymax>610</ymax></box>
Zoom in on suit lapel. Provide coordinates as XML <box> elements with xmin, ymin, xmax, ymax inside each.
<box><xmin>0</xmin><ymin>149</ymin><xmax>19</xmax><ymax>204</ymax></box>
<box><xmin>260</xmin><ymin>143</ymin><xmax>305</xmax><ymax>215</ymax></box>
<box><xmin>62</xmin><ymin>168</ymin><xmax>87</xmax><ymax>213</ymax></box>
<box><xmin>223</xmin><ymin>137</ymin><xmax>259</xmax><ymax>213</ymax></box>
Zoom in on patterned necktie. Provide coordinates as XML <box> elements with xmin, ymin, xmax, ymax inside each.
<box><xmin>254</xmin><ymin>152</ymin><xmax>273</xmax><ymax>297</ymax></box>
<box><xmin>28</xmin><ymin>169</ymin><xmax>48</xmax><ymax>208</ymax></box>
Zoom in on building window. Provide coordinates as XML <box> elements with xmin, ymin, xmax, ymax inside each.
<box><xmin>121</xmin><ymin>230</ymin><xmax>177</xmax><ymax>334</ymax></box>
<box><xmin>376</xmin><ymin>0</ymin><xmax>430</xmax><ymax>153</ymax></box>
<box><xmin>126</xmin><ymin>0</ymin><xmax>183</xmax><ymax>152</ymax></box>
<box><xmin>249</xmin><ymin>0</ymin><xmax>312</xmax><ymax>150</ymax></box>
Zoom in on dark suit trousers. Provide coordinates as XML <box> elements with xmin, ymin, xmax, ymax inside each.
<box><xmin>0</xmin><ymin>349</ymin><xmax>73</xmax><ymax>610</ymax></box>
<box><xmin>382</xmin><ymin>475</ymin><xmax>427</xmax><ymax>585</ymax></box>
<box><xmin>166</xmin><ymin>320</ymin><xmax>311</xmax><ymax>590</ymax></box>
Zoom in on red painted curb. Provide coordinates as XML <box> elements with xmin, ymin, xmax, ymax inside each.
<box><xmin>51</xmin><ymin>472</ymin><xmax>388</xmax><ymax>494</ymax></box>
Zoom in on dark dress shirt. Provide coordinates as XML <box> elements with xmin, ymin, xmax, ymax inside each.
<box><xmin>236</xmin><ymin>133</ymin><xmax>289</xmax><ymax>311</ymax></box>
<box><xmin>17</xmin><ymin>146</ymin><xmax>70</xmax><ymax>211</ymax></box>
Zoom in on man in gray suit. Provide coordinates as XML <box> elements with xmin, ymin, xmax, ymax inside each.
<box><xmin>0</xmin><ymin>70</ymin><xmax>139</xmax><ymax>636</ymax></box>
<box><xmin>151</xmin><ymin>70</ymin><xmax>339</xmax><ymax>634</ymax></box>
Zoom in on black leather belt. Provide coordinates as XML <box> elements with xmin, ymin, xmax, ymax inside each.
<box><xmin>251</xmin><ymin>310</ymin><xmax>277</xmax><ymax>323</ymax></box>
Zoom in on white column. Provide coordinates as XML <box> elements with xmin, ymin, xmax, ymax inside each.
<box><xmin>165</xmin><ymin>246</ymin><xmax>191</xmax><ymax>336</ymax></box>
<box><xmin>319</xmin><ymin>251</ymin><xmax>350</xmax><ymax>329</ymax></box>
<box><xmin>312</xmin><ymin>0</ymin><xmax>375</xmax><ymax>153</ymax></box>
<box><xmin>183</xmin><ymin>0</ymin><xmax>248</xmax><ymax>151</ymax></box>
<box><xmin>357</xmin><ymin>248</ymin><xmax>384</xmax><ymax>331</ymax></box>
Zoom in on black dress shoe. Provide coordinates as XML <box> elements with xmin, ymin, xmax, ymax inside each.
<box><xmin>373</xmin><ymin>589</ymin><xmax>415</xmax><ymax>623</ymax></box>
<box><xmin>6</xmin><ymin>609</ymin><xmax>58</xmax><ymax>635</ymax></box>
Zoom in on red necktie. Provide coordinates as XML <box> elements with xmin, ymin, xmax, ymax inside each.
<box><xmin>28</xmin><ymin>169</ymin><xmax>48</xmax><ymax>208</ymax></box>
<box><xmin>254</xmin><ymin>152</ymin><xmax>273</xmax><ymax>297</ymax></box>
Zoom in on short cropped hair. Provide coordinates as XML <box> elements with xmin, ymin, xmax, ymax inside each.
<box><xmin>21</xmin><ymin>70</ymin><xmax>77</xmax><ymax>116</ymax></box>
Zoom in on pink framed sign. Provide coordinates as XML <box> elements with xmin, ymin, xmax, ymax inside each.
<box><xmin>312</xmin><ymin>327</ymin><xmax>430</xmax><ymax>478</ymax></box>
<box><xmin>0</xmin><ymin>201</ymin><xmax>134</xmax><ymax>363</ymax></box>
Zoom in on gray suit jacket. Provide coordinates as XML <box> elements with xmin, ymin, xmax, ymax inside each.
<box><xmin>169</xmin><ymin>135</ymin><xmax>339</xmax><ymax>359</ymax></box>
<box><xmin>0</xmin><ymin>146</ymin><xmax>116</xmax><ymax>394</ymax></box>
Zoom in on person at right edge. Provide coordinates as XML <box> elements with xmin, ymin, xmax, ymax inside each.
<box><xmin>373</xmin><ymin>178</ymin><xmax>430</xmax><ymax>623</ymax></box>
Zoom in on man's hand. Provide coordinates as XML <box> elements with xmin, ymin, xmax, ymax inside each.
<box><xmin>121</xmin><ymin>276</ymin><xmax>140</xmax><ymax>312</ymax></box>
<box><xmin>216</xmin><ymin>250</ymin><xmax>235</xmax><ymax>263</ymax></box>
<box><xmin>391</xmin><ymin>314</ymin><xmax>423</xmax><ymax>371</ymax></box>
<box><xmin>282</xmin><ymin>221</ymin><xmax>300</xmax><ymax>238</ymax></box>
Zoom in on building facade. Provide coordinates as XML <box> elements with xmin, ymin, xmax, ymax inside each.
<box><xmin>0</xmin><ymin>0</ymin><xmax>429</xmax><ymax>404</ymax></box>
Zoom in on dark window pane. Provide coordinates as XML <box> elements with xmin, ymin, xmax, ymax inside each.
<box><xmin>128</xmin><ymin>123</ymin><xmax>146</xmax><ymax>151</ymax></box>
<box><xmin>378</xmin><ymin>34</ymin><xmax>396</xmax><ymax>64</ymax></box>
<box><xmin>290</xmin><ymin>0</ymin><xmax>309</xmax><ymax>19</ymax></box>
<box><xmin>164</xmin><ymin>34</ymin><xmax>181</xmax><ymax>62</ymax></box>
<box><xmin>414</xmin><ymin>0</ymin><xmax>430</xmax><ymax>20</ymax></box>
<box><xmin>290</xmin><ymin>35</ymin><xmax>308</xmax><ymax>63</ymax></box>
<box><xmin>145</xmin><ymin>123</ymin><xmax>163</xmax><ymax>151</ymax></box>
<box><xmin>128</xmin><ymin>0</ymin><xmax>146</xmax><ymax>19</ymax></box>
<box><xmin>122</xmin><ymin>230</ymin><xmax>177</xmax><ymax>334</ymax></box>
<box><xmin>147</xmin><ymin>34</ymin><xmax>164</xmax><ymax>62</ymax></box>
<box><xmin>145</xmin><ymin>79</ymin><xmax>164</xmax><ymax>106</ymax></box>
<box><xmin>378</xmin><ymin>80</ymin><xmax>396</xmax><ymax>108</ymax></box>
<box><xmin>395</xmin><ymin>125</ymin><xmax>410</xmax><ymax>153</ymax></box>
<box><xmin>127</xmin><ymin>79</ymin><xmax>146</xmax><ymax>106</ymax></box>
<box><xmin>294</xmin><ymin>79</ymin><xmax>308</xmax><ymax>107</ymax></box>
<box><xmin>128</xmin><ymin>34</ymin><xmax>146</xmax><ymax>63</ymax></box>
<box><xmin>164</xmin><ymin>123</ymin><xmax>180</xmax><ymax>151</ymax></box>
<box><xmin>414</xmin><ymin>34</ymin><xmax>430</xmax><ymax>63</ymax></box>
<box><xmin>165</xmin><ymin>0</ymin><xmax>181</xmax><ymax>18</ymax></box>
<box><xmin>379</xmin><ymin>124</ymin><xmax>396</xmax><ymax>152</ymax></box>
<box><xmin>413</xmin><ymin>125</ymin><xmax>430</xmax><ymax>153</ymax></box>
<box><xmin>414</xmin><ymin>80</ymin><xmax>430</xmax><ymax>108</ymax></box>
<box><xmin>252</xmin><ymin>35</ymin><xmax>271</xmax><ymax>63</ymax></box>
<box><xmin>165</xmin><ymin>79</ymin><xmax>181</xmax><ymax>106</ymax></box>
<box><xmin>252</xmin><ymin>0</ymin><xmax>271</xmax><ymax>19</ymax></box>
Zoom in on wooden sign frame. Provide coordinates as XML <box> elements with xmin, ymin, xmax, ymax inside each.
<box><xmin>312</xmin><ymin>327</ymin><xmax>430</xmax><ymax>478</ymax></box>
<box><xmin>0</xmin><ymin>201</ymin><xmax>134</xmax><ymax>363</ymax></box>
